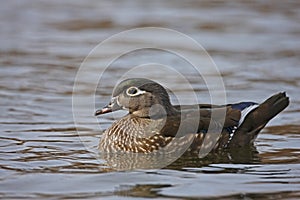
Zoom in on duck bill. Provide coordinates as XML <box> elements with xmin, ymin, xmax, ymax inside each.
<box><xmin>94</xmin><ymin>105</ymin><xmax>113</xmax><ymax>115</ymax></box>
<box><xmin>94</xmin><ymin>98</ymin><xmax>122</xmax><ymax>116</ymax></box>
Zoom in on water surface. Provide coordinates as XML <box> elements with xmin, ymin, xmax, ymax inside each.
<box><xmin>1</xmin><ymin>0</ymin><xmax>300</xmax><ymax>199</ymax></box>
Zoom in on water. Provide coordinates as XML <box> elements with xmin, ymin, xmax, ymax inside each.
<box><xmin>1</xmin><ymin>0</ymin><xmax>300</xmax><ymax>199</ymax></box>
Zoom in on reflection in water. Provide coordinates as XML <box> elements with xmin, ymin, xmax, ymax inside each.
<box><xmin>1</xmin><ymin>0</ymin><xmax>300</xmax><ymax>199</ymax></box>
<box><xmin>115</xmin><ymin>184</ymin><xmax>172</xmax><ymax>198</ymax></box>
<box><xmin>99</xmin><ymin>142</ymin><xmax>260</xmax><ymax>171</ymax></box>
<box><xmin>169</xmin><ymin>146</ymin><xmax>260</xmax><ymax>170</ymax></box>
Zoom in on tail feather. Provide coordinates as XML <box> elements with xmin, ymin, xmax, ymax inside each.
<box><xmin>228</xmin><ymin>92</ymin><xmax>289</xmax><ymax>147</ymax></box>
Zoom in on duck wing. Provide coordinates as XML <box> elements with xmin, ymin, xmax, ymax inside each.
<box><xmin>160</xmin><ymin>106</ymin><xmax>241</xmax><ymax>137</ymax></box>
<box><xmin>162</xmin><ymin>92</ymin><xmax>289</xmax><ymax>148</ymax></box>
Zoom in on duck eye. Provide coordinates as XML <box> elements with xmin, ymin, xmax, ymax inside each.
<box><xmin>126</xmin><ymin>87</ymin><xmax>138</xmax><ymax>96</ymax></box>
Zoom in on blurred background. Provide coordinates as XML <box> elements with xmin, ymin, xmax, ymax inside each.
<box><xmin>0</xmin><ymin>0</ymin><xmax>299</xmax><ymax>199</ymax></box>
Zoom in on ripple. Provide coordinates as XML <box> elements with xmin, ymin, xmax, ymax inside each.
<box><xmin>1</xmin><ymin>0</ymin><xmax>300</xmax><ymax>198</ymax></box>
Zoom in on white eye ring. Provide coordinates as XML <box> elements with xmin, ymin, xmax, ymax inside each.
<box><xmin>126</xmin><ymin>87</ymin><xmax>146</xmax><ymax>97</ymax></box>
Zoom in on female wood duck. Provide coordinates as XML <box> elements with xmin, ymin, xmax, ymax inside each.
<box><xmin>95</xmin><ymin>78</ymin><xmax>289</xmax><ymax>154</ymax></box>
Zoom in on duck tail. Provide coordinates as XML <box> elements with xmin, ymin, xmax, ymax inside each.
<box><xmin>228</xmin><ymin>92</ymin><xmax>289</xmax><ymax>147</ymax></box>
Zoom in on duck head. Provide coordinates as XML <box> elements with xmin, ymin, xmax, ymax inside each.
<box><xmin>95</xmin><ymin>78</ymin><xmax>175</xmax><ymax>118</ymax></box>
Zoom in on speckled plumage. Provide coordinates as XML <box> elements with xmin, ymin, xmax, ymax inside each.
<box><xmin>99</xmin><ymin>115</ymin><xmax>171</xmax><ymax>153</ymax></box>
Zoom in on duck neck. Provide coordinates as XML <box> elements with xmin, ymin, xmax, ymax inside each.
<box><xmin>130</xmin><ymin>102</ymin><xmax>177</xmax><ymax>118</ymax></box>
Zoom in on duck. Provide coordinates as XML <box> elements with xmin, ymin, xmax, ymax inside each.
<box><xmin>95</xmin><ymin>78</ymin><xmax>289</xmax><ymax>154</ymax></box>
